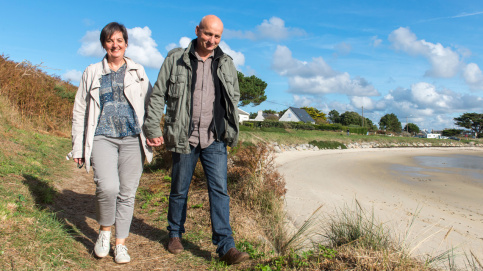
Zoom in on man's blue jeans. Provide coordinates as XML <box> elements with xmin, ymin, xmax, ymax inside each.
<box><xmin>167</xmin><ymin>140</ymin><xmax>235</xmax><ymax>256</ymax></box>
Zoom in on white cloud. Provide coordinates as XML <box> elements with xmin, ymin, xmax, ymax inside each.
<box><xmin>351</xmin><ymin>82</ymin><xmax>483</xmax><ymax>129</ymax></box>
<box><xmin>179</xmin><ymin>37</ymin><xmax>191</xmax><ymax>48</ymax></box>
<box><xmin>77</xmin><ymin>26</ymin><xmax>164</xmax><ymax>69</ymax></box>
<box><xmin>271</xmin><ymin>45</ymin><xmax>379</xmax><ymax>96</ymax></box>
<box><xmin>388</xmin><ymin>27</ymin><xmax>461</xmax><ymax>78</ymax></box>
<box><xmin>292</xmin><ymin>95</ymin><xmax>313</xmax><ymax>108</ymax></box>
<box><xmin>165</xmin><ymin>37</ymin><xmax>191</xmax><ymax>52</ymax></box>
<box><xmin>78</xmin><ymin>30</ymin><xmax>104</xmax><ymax>57</ymax></box>
<box><xmin>62</xmin><ymin>69</ymin><xmax>83</xmax><ymax>83</ymax></box>
<box><xmin>257</xmin><ymin>17</ymin><xmax>305</xmax><ymax>41</ymax></box>
<box><xmin>371</xmin><ymin>36</ymin><xmax>382</xmax><ymax>47</ymax></box>
<box><xmin>350</xmin><ymin>96</ymin><xmax>378</xmax><ymax>110</ymax></box>
<box><xmin>224</xmin><ymin>17</ymin><xmax>305</xmax><ymax>41</ymax></box>
<box><xmin>219</xmin><ymin>41</ymin><xmax>245</xmax><ymax>68</ymax></box>
<box><xmin>463</xmin><ymin>63</ymin><xmax>483</xmax><ymax>90</ymax></box>
<box><xmin>125</xmin><ymin>27</ymin><xmax>164</xmax><ymax>69</ymax></box>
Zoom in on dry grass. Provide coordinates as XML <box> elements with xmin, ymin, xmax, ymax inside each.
<box><xmin>0</xmin><ymin>54</ymin><xmax>76</xmax><ymax>136</ymax></box>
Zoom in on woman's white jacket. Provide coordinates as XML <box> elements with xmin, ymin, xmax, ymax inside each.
<box><xmin>71</xmin><ymin>56</ymin><xmax>153</xmax><ymax>172</ymax></box>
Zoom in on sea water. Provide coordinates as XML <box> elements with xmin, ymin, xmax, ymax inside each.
<box><xmin>392</xmin><ymin>154</ymin><xmax>483</xmax><ymax>182</ymax></box>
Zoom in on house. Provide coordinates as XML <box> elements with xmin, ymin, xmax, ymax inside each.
<box><xmin>253</xmin><ymin>110</ymin><xmax>279</xmax><ymax>121</ymax></box>
<box><xmin>238</xmin><ymin>108</ymin><xmax>249</xmax><ymax>123</ymax></box>
<box><xmin>279</xmin><ymin>107</ymin><xmax>315</xmax><ymax>124</ymax></box>
<box><xmin>421</xmin><ymin>129</ymin><xmax>441</xmax><ymax>139</ymax></box>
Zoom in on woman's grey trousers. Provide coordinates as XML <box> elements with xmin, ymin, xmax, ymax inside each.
<box><xmin>91</xmin><ymin>135</ymin><xmax>144</xmax><ymax>239</ymax></box>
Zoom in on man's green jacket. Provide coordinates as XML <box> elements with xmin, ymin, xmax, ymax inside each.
<box><xmin>144</xmin><ymin>40</ymin><xmax>240</xmax><ymax>154</ymax></box>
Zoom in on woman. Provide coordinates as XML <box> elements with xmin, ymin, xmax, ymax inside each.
<box><xmin>71</xmin><ymin>22</ymin><xmax>153</xmax><ymax>264</ymax></box>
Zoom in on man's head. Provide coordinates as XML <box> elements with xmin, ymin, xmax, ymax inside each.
<box><xmin>195</xmin><ymin>15</ymin><xmax>224</xmax><ymax>56</ymax></box>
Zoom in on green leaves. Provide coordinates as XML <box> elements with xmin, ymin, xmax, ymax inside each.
<box><xmin>237</xmin><ymin>71</ymin><xmax>267</xmax><ymax>107</ymax></box>
<box><xmin>454</xmin><ymin>113</ymin><xmax>483</xmax><ymax>136</ymax></box>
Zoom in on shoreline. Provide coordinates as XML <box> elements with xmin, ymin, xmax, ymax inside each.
<box><xmin>275</xmin><ymin>147</ymin><xmax>483</xmax><ymax>265</ymax></box>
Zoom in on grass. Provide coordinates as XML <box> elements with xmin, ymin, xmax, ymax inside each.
<box><xmin>0</xmin><ymin>97</ymin><xmax>93</xmax><ymax>269</ymax></box>
<box><xmin>239</xmin><ymin>125</ymin><xmax>481</xmax><ymax>147</ymax></box>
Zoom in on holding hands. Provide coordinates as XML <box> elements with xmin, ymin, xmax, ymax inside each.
<box><xmin>147</xmin><ymin>137</ymin><xmax>164</xmax><ymax>147</ymax></box>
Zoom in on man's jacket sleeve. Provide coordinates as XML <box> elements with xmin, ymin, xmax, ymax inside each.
<box><xmin>144</xmin><ymin>56</ymin><xmax>172</xmax><ymax>139</ymax></box>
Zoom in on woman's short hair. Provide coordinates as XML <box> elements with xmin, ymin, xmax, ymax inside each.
<box><xmin>100</xmin><ymin>22</ymin><xmax>128</xmax><ymax>47</ymax></box>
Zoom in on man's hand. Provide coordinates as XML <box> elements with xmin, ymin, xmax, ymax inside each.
<box><xmin>147</xmin><ymin>137</ymin><xmax>164</xmax><ymax>147</ymax></box>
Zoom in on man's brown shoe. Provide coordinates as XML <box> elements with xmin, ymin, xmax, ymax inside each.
<box><xmin>220</xmin><ymin>247</ymin><xmax>250</xmax><ymax>265</ymax></box>
<box><xmin>167</xmin><ymin>237</ymin><xmax>184</xmax><ymax>254</ymax></box>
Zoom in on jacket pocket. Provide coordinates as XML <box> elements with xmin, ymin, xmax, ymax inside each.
<box><xmin>163</xmin><ymin>116</ymin><xmax>179</xmax><ymax>146</ymax></box>
<box><xmin>168</xmin><ymin>74</ymin><xmax>186</xmax><ymax>98</ymax></box>
<box><xmin>166</xmin><ymin>74</ymin><xmax>186</xmax><ymax>117</ymax></box>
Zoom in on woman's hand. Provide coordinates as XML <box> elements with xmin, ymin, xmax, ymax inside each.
<box><xmin>147</xmin><ymin>137</ymin><xmax>164</xmax><ymax>147</ymax></box>
<box><xmin>74</xmin><ymin>158</ymin><xmax>85</xmax><ymax>168</ymax></box>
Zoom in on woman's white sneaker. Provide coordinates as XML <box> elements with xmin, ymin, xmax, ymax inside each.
<box><xmin>114</xmin><ymin>244</ymin><xmax>130</xmax><ymax>264</ymax></box>
<box><xmin>94</xmin><ymin>230</ymin><xmax>111</xmax><ymax>258</ymax></box>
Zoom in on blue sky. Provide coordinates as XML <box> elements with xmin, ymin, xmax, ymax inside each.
<box><xmin>2</xmin><ymin>0</ymin><xmax>483</xmax><ymax>130</ymax></box>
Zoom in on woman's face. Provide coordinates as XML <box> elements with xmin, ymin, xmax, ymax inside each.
<box><xmin>103</xmin><ymin>31</ymin><xmax>127</xmax><ymax>61</ymax></box>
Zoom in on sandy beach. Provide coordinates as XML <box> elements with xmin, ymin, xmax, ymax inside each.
<box><xmin>276</xmin><ymin>147</ymin><xmax>483</xmax><ymax>266</ymax></box>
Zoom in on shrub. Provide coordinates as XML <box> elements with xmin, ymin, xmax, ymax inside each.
<box><xmin>309</xmin><ymin>140</ymin><xmax>347</xmax><ymax>149</ymax></box>
<box><xmin>228</xmin><ymin>142</ymin><xmax>286</xmax><ymax>207</ymax></box>
<box><xmin>322</xmin><ymin>201</ymin><xmax>393</xmax><ymax>250</ymax></box>
<box><xmin>316</xmin><ymin>123</ymin><xmax>343</xmax><ymax>131</ymax></box>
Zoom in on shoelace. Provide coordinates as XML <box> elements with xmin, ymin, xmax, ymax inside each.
<box><xmin>99</xmin><ymin>233</ymin><xmax>110</xmax><ymax>248</ymax></box>
<box><xmin>116</xmin><ymin>245</ymin><xmax>128</xmax><ymax>256</ymax></box>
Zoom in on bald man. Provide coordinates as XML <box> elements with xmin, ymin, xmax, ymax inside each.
<box><xmin>144</xmin><ymin>15</ymin><xmax>249</xmax><ymax>264</ymax></box>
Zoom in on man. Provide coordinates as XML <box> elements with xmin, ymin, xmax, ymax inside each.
<box><xmin>144</xmin><ymin>15</ymin><xmax>249</xmax><ymax>265</ymax></box>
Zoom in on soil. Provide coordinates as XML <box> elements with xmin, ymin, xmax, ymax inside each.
<box><xmin>52</xmin><ymin>163</ymin><xmax>205</xmax><ymax>270</ymax></box>
<box><xmin>51</xmin><ymin>162</ymin><xmax>258</xmax><ymax>270</ymax></box>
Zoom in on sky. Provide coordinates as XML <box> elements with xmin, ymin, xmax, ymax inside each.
<box><xmin>2</xmin><ymin>0</ymin><xmax>483</xmax><ymax>131</ymax></box>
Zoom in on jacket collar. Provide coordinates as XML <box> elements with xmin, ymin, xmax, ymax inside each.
<box><xmin>186</xmin><ymin>39</ymin><xmax>224</xmax><ymax>60</ymax></box>
<box><xmin>101</xmin><ymin>55</ymin><xmax>139</xmax><ymax>75</ymax></box>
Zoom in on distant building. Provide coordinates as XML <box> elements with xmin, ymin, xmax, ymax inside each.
<box><xmin>421</xmin><ymin>129</ymin><xmax>441</xmax><ymax>139</ymax></box>
<box><xmin>238</xmin><ymin>108</ymin><xmax>249</xmax><ymax>123</ymax></box>
<box><xmin>253</xmin><ymin>110</ymin><xmax>279</xmax><ymax>121</ymax></box>
<box><xmin>279</xmin><ymin>107</ymin><xmax>315</xmax><ymax>124</ymax></box>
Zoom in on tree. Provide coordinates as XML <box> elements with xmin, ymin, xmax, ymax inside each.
<box><xmin>249</xmin><ymin>112</ymin><xmax>257</xmax><ymax>119</ymax></box>
<box><xmin>379</xmin><ymin>113</ymin><xmax>402</xmax><ymax>133</ymax></box>
<box><xmin>364</xmin><ymin>118</ymin><xmax>378</xmax><ymax>131</ymax></box>
<box><xmin>339</xmin><ymin>111</ymin><xmax>363</xmax><ymax>126</ymax></box>
<box><xmin>442</xmin><ymin>129</ymin><xmax>463</xmax><ymax>137</ymax></box>
<box><xmin>278</xmin><ymin>108</ymin><xmax>288</xmax><ymax>117</ymax></box>
<box><xmin>454</xmin><ymin>113</ymin><xmax>483</xmax><ymax>135</ymax></box>
<box><xmin>301</xmin><ymin>107</ymin><xmax>327</xmax><ymax>124</ymax></box>
<box><xmin>237</xmin><ymin>71</ymin><xmax>267</xmax><ymax>107</ymax></box>
<box><xmin>263</xmin><ymin>109</ymin><xmax>278</xmax><ymax>114</ymax></box>
<box><xmin>328</xmin><ymin>110</ymin><xmax>340</xmax><ymax>124</ymax></box>
<box><xmin>403</xmin><ymin>123</ymin><xmax>420</xmax><ymax>134</ymax></box>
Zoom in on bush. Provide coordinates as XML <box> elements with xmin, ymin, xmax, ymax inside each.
<box><xmin>347</xmin><ymin>127</ymin><xmax>368</xmax><ymax>135</ymax></box>
<box><xmin>309</xmin><ymin>140</ymin><xmax>347</xmax><ymax>149</ymax></box>
<box><xmin>242</xmin><ymin>121</ymin><xmax>254</xmax><ymax>128</ymax></box>
<box><xmin>228</xmin><ymin>143</ymin><xmax>286</xmax><ymax>209</ymax></box>
<box><xmin>322</xmin><ymin>201</ymin><xmax>394</xmax><ymax>250</ymax></box>
<box><xmin>316</xmin><ymin>123</ymin><xmax>343</xmax><ymax>131</ymax></box>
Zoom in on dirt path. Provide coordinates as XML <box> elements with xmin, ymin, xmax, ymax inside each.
<box><xmin>52</xmin><ymin>163</ymin><xmax>185</xmax><ymax>270</ymax></box>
